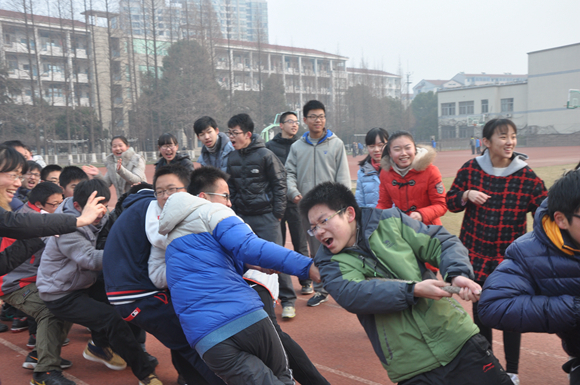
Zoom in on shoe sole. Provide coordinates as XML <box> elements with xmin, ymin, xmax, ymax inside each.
<box><xmin>307</xmin><ymin>297</ymin><xmax>329</xmax><ymax>307</ymax></box>
<box><xmin>83</xmin><ymin>351</ymin><xmax>127</xmax><ymax>370</ymax></box>
<box><xmin>11</xmin><ymin>326</ymin><xmax>28</xmax><ymax>333</ymax></box>
<box><xmin>301</xmin><ymin>290</ymin><xmax>314</xmax><ymax>295</ymax></box>
<box><xmin>23</xmin><ymin>361</ymin><xmax>72</xmax><ymax>370</ymax></box>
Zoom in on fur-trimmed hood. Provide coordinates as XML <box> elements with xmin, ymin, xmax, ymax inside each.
<box><xmin>380</xmin><ymin>145</ymin><xmax>437</xmax><ymax>172</ymax></box>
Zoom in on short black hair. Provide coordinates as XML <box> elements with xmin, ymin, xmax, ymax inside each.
<box><xmin>2</xmin><ymin>140</ymin><xmax>31</xmax><ymax>153</ymax></box>
<box><xmin>280</xmin><ymin>111</ymin><xmax>298</xmax><ymax>124</ymax></box>
<box><xmin>548</xmin><ymin>170</ymin><xmax>580</xmax><ymax>222</ymax></box>
<box><xmin>111</xmin><ymin>135</ymin><xmax>129</xmax><ymax>146</ymax></box>
<box><xmin>153</xmin><ymin>164</ymin><xmax>191</xmax><ymax>190</ymax></box>
<box><xmin>303</xmin><ymin>100</ymin><xmax>325</xmax><ymax>118</ymax></box>
<box><xmin>227</xmin><ymin>113</ymin><xmax>254</xmax><ymax>134</ymax></box>
<box><xmin>188</xmin><ymin>166</ymin><xmax>229</xmax><ymax>196</ymax></box>
<box><xmin>26</xmin><ymin>160</ymin><xmax>42</xmax><ymax>173</ymax></box>
<box><xmin>382</xmin><ymin>130</ymin><xmax>416</xmax><ymax>160</ymax></box>
<box><xmin>73</xmin><ymin>179</ymin><xmax>110</xmax><ymax>209</ymax></box>
<box><xmin>194</xmin><ymin>116</ymin><xmax>218</xmax><ymax>135</ymax></box>
<box><xmin>359</xmin><ymin>127</ymin><xmax>389</xmax><ymax>167</ymax></box>
<box><xmin>482</xmin><ymin>118</ymin><xmax>517</xmax><ymax>141</ymax></box>
<box><xmin>0</xmin><ymin>144</ymin><xmax>28</xmax><ymax>174</ymax></box>
<box><xmin>59</xmin><ymin>166</ymin><xmax>89</xmax><ymax>188</ymax></box>
<box><xmin>157</xmin><ymin>133</ymin><xmax>178</xmax><ymax>147</ymax></box>
<box><xmin>299</xmin><ymin>182</ymin><xmax>360</xmax><ymax>222</ymax></box>
<box><xmin>28</xmin><ymin>182</ymin><xmax>64</xmax><ymax>206</ymax></box>
<box><xmin>41</xmin><ymin>164</ymin><xmax>62</xmax><ymax>181</ymax></box>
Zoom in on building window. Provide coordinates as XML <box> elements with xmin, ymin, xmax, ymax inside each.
<box><xmin>501</xmin><ymin>98</ymin><xmax>514</xmax><ymax>112</ymax></box>
<box><xmin>458</xmin><ymin>101</ymin><xmax>474</xmax><ymax>115</ymax></box>
<box><xmin>441</xmin><ymin>102</ymin><xmax>455</xmax><ymax>116</ymax></box>
<box><xmin>481</xmin><ymin>99</ymin><xmax>489</xmax><ymax>113</ymax></box>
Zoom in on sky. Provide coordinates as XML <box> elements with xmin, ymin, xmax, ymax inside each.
<box><xmin>267</xmin><ymin>0</ymin><xmax>580</xmax><ymax>89</ymax></box>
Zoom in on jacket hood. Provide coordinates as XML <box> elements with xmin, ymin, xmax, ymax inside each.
<box><xmin>107</xmin><ymin>147</ymin><xmax>137</xmax><ymax>163</ymax></box>
<box><xmin>360</xmin><ymin>158</ymin><xmax>379</xmax><ymax>176</ymax></box>
<box><xmin>122</xmin><ymin>189</ymin><xmax>155</xmax><ymax>209</ymax></box>
<box><xmin>57</xmin><ymin>197</ymin><xmax>106</xmax><ymax>234</ymax></box>
<box><xmin>533</xmin><ymin>198</ymin><xmax>580</xmax><ymax>256</ymax></box>
<box><xmin>239</xmin><ymin>134</ymin><xmax>265</xmax><ymax>155</ymax></box>
<box><xmin>301</xmin><ymin>129</ymin><xmax>334</xmax><ymax>146</ymax></box>
<box><xmin>380</xmin><ymin>145</ymin><xmax>436</xmax><ymax>172</ymax></box>
<box><xmin>201</xmin><ymin>132</ymin><xmax>232</xmax><ymax>155</ymax></box>
<box><xmin>158</xmin><ymin>192</ymin><xmax>210</xmax><ymax>235</ymax></box>
<box><xmin>271</xmin><ymin>132</ymin><xmax>299</xmax><ymax>144</ymax></box>
<box><xmin>475</xmin><ymin>151</ymin><xmax>528</xmax><ymax>176</ymax></box>
<box><xmin>155</xmin><ymin>152</ymin><xmax>191</xmax><ymax>166</ymax></box>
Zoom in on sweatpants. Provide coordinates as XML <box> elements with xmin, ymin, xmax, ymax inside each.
<box><xmin>115</xmin><ymin>291</ymin><xmax>224</xmax><ymax>385</ymax></box>
<box><xmin>473</xmin><ymin>299</ymin><xmax>521</xmax><ymax>373</ymax></box>
<box><xmin>43</xmin><ymin>279</ymin><xmax>155</xmax><ymax>381</ymax></box>
<box><xmin>399</xmin><ymin>334</ymin><xmax>513</xmax><ymax>385</ymax></box>
<box><xmin>202</xmin><ymin>317</ymin><xmax>293</xmax><ymax>385</ymax></box>
<box><xmin>241</xmin><ymin>212</ymin><xmax>298</xmax><ymax>307</ymax></box>
<box><xmin>1</xmin><ymin>283</ymin><xmax>71</xmax><ymax>373</ymax></box>
<box><xmin>253</xmin><ymin>284</ymin><xmax>329</xmax><ymax>385</ymax></box>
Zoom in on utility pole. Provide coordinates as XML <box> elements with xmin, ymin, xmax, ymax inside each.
<box><xmin>405</xmin><ymin>71</ymin><xmax>412</xmax><ymax>131</ymax></box>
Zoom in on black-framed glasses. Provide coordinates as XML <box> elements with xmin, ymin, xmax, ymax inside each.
<box><xmin>306</xmin><ymin>114</ymin><xmax>325</xmax><ymax>121</ymax></box>
<box><xmin>573</xmin><ymin>214</ymin><xmax>580</xmax><ymax>221</ymax></box>
<box><xmin>205</xmin><ymin>192</ymin><xmax>230</xmax><ymax>201</ymax></box>
<box><xmin>154</xmin><ymin>187</ymin><xmax>185</xmax><ymax>198</ymax></box>
<box><xmin>25</xmin><ymin>172</ymin><xmax>41</xmax><ymax>178</ymax></box>
<box><xmin>307</xmin><ymin>208</ymin><xmax>344</xmax><ymax>237</ymax></box>
<box><xmin>44</xmin><ymin>200</ymin><xmax>63</xmax><ymax>208</ymax></box>
<box><xmin>283</xmin><ymin>119</ymin><xmax>299</xmax><ymax>125</ymax></box>
<box><xmin>227</xmin><ymin>130</ymin><xmax>244</xmax><ymax>137</ymax></box>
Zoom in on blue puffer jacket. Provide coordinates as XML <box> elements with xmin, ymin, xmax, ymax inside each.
<box><xmin>478</xmin><ymin>198</ymin><xmax>580</xmax><ymax>357</ymax></box>
<box><xmin>355</xmin><ymin>159</ymin><xmax>380</xmax><ymax>207</ymax></box>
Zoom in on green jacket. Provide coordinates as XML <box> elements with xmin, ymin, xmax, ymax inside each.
<box><xmin>314</xmin><ymin>207</ymin><xmax>479</xmax><ymax>382</ymax></box>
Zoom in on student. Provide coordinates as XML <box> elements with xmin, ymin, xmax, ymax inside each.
<box><xmin>469</xmin><ymin>136</ymin><xmax>476</xmax><ymax>155</ymax></box>
<box><xmin>266</xmin><ymin>111</ymin><xmax>308</xmax><ymax>316</ymax></box>
<box><xmin>102</xmin><ymin>166</ymin><xmax>223</xmax><ymax>385</ymax></box>
<box><xmin>2</xmin><ymin>140</ymin><xmax>46</xmax><ymax>167</ymax></box>
<box><xmin>154</xmin><ymin>133</ymin><xmax>194</xmax><ymax>172</ymax></box>
<box><xmin>0</xmin><ymin>181</ymin><xmax>72</xmax><ymax>384</ymax></box>
<box><xmin>195</xmin><ymin>116</ymin><xmax>234</xmax><ymax>172</ymax></box>
<box><xmin>355</xmin><ymin>127</ymin><xmax>389</xmax><ymax>208</ymax></box>
<box><xmin>16</xmin><ymin>160</ymin><xmax>42</xmax><ymax>204</ymax></box>
<box><xmin>37</xmin><ymin>179</ymin><xmax>162</xmax><ymax>385</ymax></box>
<box><xmin>59</xmin><ymin>166</ymin><xmax>89</xmax><ymax>198</ymax></box>
<box><xmin>83</xmin><ymin>135</ymin><xmax>146</xmax><ymax>198</ymax></box>
<box><xmin>377</xmin><ymin>130</ymin><xmax>447</xmax><ymax>226</ymax></box>
<box><xmin>190</xmin><ymin>166</ymin><xmax>330</xmax><ymax>385</ymax></box>
<box><xmin>446</xmin><ymin>118</ymin><xmax>547</xmax><ymax>384</ymax></box>
<box><xmin>28</xmin><ymin>182</ymin><xmax>65</xmax><ymax>214</ymax></box>
<box><xmin>478</xmin><ymin>168</ymin><xmax>580</xmax><ymax>385</ymax></box>
<box><xmin>41</xmin><ymin>164</ymin><xmax>62</xmax><ymax>184</ymax></box>
<box><xmin>158</xmin><ymin>183</ymin><xmax>320</xmax><ymax>385</ymax></box>
<box><xmin>285</xmin><ymin>100</ymin><xmax>351</xmax><ymax>306</ymax></box>
<box><xmin>299</xmin><ymin>182</ymin><xmax>513</xmax><ymax>385</ymax></box>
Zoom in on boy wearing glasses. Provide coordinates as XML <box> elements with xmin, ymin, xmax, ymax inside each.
<box><xmin>285</xmin><ymin>100</ymin><xmax>351</xmax><ymax>307</ymax></box>
<box><xmin>478</xmin><ymin>169</ymin><xmax>580</xmax><ymax>385</ymax></box>
<box><xmin>16</xmin><ymin>161</ymin><xmax>42</xmax><ymax>205</ymax></box>
<box><xmin>300</xmin><ymin>182</ymin><xmax>513</xmax><ymax>385</ymax></box>
<box><xmin>195</xmin><ymin>116</ymin><xmax>234</xmax><ymax>172</ymax></box>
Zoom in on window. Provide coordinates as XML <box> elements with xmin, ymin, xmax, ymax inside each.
<box><xmin>501</xmin><ymin>98</ymin><xmax>514</xmax><ymax>112</ymax></box>
<box><xmin>481</xmin><ymin>99</ymin><xmax>489</xmax><ymax>114</ymax></box>
<box><xmin>458</xmin><ymin>101</ymin><xmax>474</xmax><ymax>115</ymax></box>
<box><xmin>441</xmin><ymin>102</ymin><xmax>455</xmax><ymax>116</ymax></box>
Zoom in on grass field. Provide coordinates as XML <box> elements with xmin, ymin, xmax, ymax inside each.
<box><xmin>439</xmin><ymin>163</ymin><xmax>576</xmax><ymax>236</ymax></box>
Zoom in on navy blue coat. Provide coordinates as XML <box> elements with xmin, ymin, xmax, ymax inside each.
<box><xmin>478</xmin><ymin>199</ymin><xmax>580</xmax><ymax>357</ymax></box>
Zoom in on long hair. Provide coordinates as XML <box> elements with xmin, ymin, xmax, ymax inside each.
<box><xmin>0</xmin><ymin>145</ymin><xmax>28</xmax><ymax>210</ymax></box>
<box><xmin>359</xmin><ymin>127</ymin><xmax>389</xmax><ymax>167</ymax></box>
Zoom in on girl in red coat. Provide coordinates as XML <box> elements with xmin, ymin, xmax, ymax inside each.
<box><xmin>376</xmin><ymin>131</ymin><xmax>447</xmax><ymax>225</ymax></box>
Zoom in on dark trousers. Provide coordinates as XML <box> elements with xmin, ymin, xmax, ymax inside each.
<box><xmin>241</xmin><ymin>212</ymin><xmax>298</xmax><ymax>307</ymax></box>
<box><xmin>473</xmin><ymin>299</ymin><xmax>521</xmax><ymax>373</ymax></box>
<box><xmin>471</xmin><ymin>145</ymin><xmax>476</xmax><ymax>155</ymax></box>
<box><xmin>281</xmin><ymin>202</ymin><xmax>311</xmax><ymax>288</ymax></box>
<box><xmin>399</xmin><ymin>334</ymin><xmax>513</xmax><ymax>385</ymax></box>
<box><xmin>203</xmin><ymin>317</ymin><xmax>293</xmax><ymax>385</ymax></box>
<box><xmin>43</xmin><ymin>279</ymin><xmax>155</xmax><ymax>381</ymax></box>
<box><xmin>115</xmin><ymin>292</ymin><xmax>224</xmax><ymax>385</ymax></box>
<box><xmin>253</xmin><ymin>284</ymin><xmax>330</xmax><ymax>385</ymax></box>
<box><xmin>563</xmin><ymin>357</ymin><xmax>580</xmax><ymax>385</ymax></box>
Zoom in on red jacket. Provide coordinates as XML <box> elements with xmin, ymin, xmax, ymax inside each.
<box><xmin>377</xmin><ymin>146</ymin><xmax>447</xmax><ymax>226</ymax></box>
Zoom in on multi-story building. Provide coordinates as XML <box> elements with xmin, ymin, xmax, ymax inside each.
<box><xmin>347</xmin><ymin>67</ymin><xmax>400</xmax><ymax>99</ymax></box>
<box><xmin>414</xmin><ymin>73</ymin><xmax>527</xmax><ymax>97</ymax></box>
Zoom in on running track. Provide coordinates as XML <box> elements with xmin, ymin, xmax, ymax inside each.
<box><xmin>1</xmin><ymin>146</ymin><xmax>578</xmax><ymax>385</ymax></box>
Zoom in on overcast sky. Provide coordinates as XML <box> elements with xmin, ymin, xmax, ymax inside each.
<box><xmin>268</xmin><ymin>0</ymin><xmax>580</xmax><ymax>89</ymax></box>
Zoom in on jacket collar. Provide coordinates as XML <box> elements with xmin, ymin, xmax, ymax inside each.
<box><xmin>301</xmin><ymin>129</ymin><xmax>333</xmax><ymax>145</ymax></box>
<box><xmin>475</xmin><ymin>150</ymin><xmax>528</xmax><ymax>176</ymax></box>
<box><xmin>380</xmin><ymin>145</ymin><xmax>436</xmax><ymax>173</ymax></box>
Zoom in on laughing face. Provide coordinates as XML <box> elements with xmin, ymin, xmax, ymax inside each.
<box><xmin>307</xmin><ymin>204</ymin><xmax>357</xmax><ymax>254</ymax></box>
<box><xmin>159</xmin><ymin>141</ymin><xmax>178</xmax><ymax>162</ymax></box>
<box><xmin>197</xmin><ymin>126</ymin><xmax>219</xmax><ymax>149</ymax></box>
<box><xmin>111</xmin><ymin>138</ymin><xmax>128</xmax><ymax>157</ymax></box>
<box><xmin>24</xmin><ymin>169</ymin><xmax>41</xmax><ymax>190</ymax></box>
<box><xmin>388</xmin><ymin>136</ymin><xmax>416</xmax><ymax>169</ymax></box>
<box><xmin>0</xmin><ymin>167</ymin><xmax>23</xmax><ymax>204</ymax></box>
<box><xmin>483</xmin><ymin>125</ymin><xmax>517</xmax><ymax>166</ymax></box>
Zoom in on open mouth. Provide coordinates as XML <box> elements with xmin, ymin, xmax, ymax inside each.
<box><xmin>322</xmin><ymin>237</ymin><xmax>333</xmax><ymax>248</ymax></box>
<box><xmin>6</xmin><ymin>189</ymin><xmax>16</xmax><ymax>199</ymax></box>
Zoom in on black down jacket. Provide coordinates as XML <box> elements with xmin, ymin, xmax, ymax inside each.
<box><xmin>227</xmin><ymin>134</ymin><xmax>287</xmax><ymax>218</ymax></box>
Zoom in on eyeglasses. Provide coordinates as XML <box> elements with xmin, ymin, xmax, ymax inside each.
<box><xmin>160</xmin><ymin>144</ymin><xmax>176</xmax><ymax>150</ymax></box>
<box><xmin>306</xmin><ymin>114</ymin><xmax>325</xmax><ymax>121</ymax></box>
<box><xmin>573</xmin><ymin>214</ymin><xmax>580</xmax><ymax>221</ymax></box>
<box><xmin>226</xmin><ymin>130</ymin><xmax>244</xmax><ymax>138</ymax></box>
<box><xmin>44</xmin><ymin>200</ymin><xmax>63</xmax><ymax>208</ymax></box>
<box><xmin>204</xmin><ymin>192</ymin><xmax>230</xmax><ymax>201</ymax></box>
<box><xmin>154</xmin><ymin>187</ymin><xmax>185</xmax><ymax>198</ymax></box>
<box><xmin>2</xmin><ymin>173</ymin><xmax>25</xmax><ymax>182</ymax></box>
<box><xmin>367</xmin><ymin>143</ymin><xmax>385</xmax><ymax>151</ymax></box>
<box><xmin>25</xmin><ymin>172</ymin><xmax>41</xmax><ymax>178</ymax></box>
<box><xmin>307</xmin><ymin>208</ymin><xmax>344</xmax><ymax>237</ymax></box>
<box><xmin>283</xmin><ymin>120</ymin><xmax>299</xmax><ymax>125</ymax></box>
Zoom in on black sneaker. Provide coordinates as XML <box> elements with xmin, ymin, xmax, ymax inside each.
<box><xmin>145</xmin><ymin>351</ymin><xmax>159</xmax><ymax>367</ymax></box>
<box><xmin>31</xmin><ymin>370</ymin><xmax>76</xmax><ymax>385</ymax></box>
<box><xmin>27</xmin><ymin>334</ymin><xmax>36</xmax><ymax>349</ymax></box>
<box><xmin>23</xmin><ymin>351</ymin><xmax>72</xmax><ymax>370</ymax></box>
<box><xmin>62</xmin><ymin>338</ymin><xmax>70</xmax><ymax>347</ymax></box>
<box><xmin>0</xmin><ymin>323</ymin><xmax>8</xmax><ymax>333</ymax></box>
<box><xmin>306</xmin><ymin>292</ymin><xmax>329</xmax><ymax>307</ymax></box>
<box><xmin>11</xmin><ymin>316</ymin><xmax>29</xmax><ymax>332</ymax></box>
<box><xmin>0</xmin><ymin>303</ymin><xmax>17</xmax><ymax>321</ymax></box>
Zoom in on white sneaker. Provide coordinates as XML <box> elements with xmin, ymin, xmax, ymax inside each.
<box><xmin>507</xmin><ymin>373</ymin><xmax>520</xmax><ymax>385</ymax></box>
<box><xmin>281</xmin><ymin>306</ymin><xmax>296</xmax><ymax>319</ymax></box>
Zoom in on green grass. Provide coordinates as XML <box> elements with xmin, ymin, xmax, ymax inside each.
<box><xmin>440</xmin><ymin>163</ymin><xmax>576</xmax><ymax>236</ymax></box>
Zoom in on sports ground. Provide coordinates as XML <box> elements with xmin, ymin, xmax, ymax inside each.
<box><xmin>1</xmin><ymin>145</ymin><xmax>578</xmax><ymax>385</ymax></box>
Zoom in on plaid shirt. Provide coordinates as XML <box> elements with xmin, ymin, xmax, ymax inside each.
<box><xmin>446</xmin><ymin>159</ymin><xmax>547</xmax><ymax>282</ymax></box>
